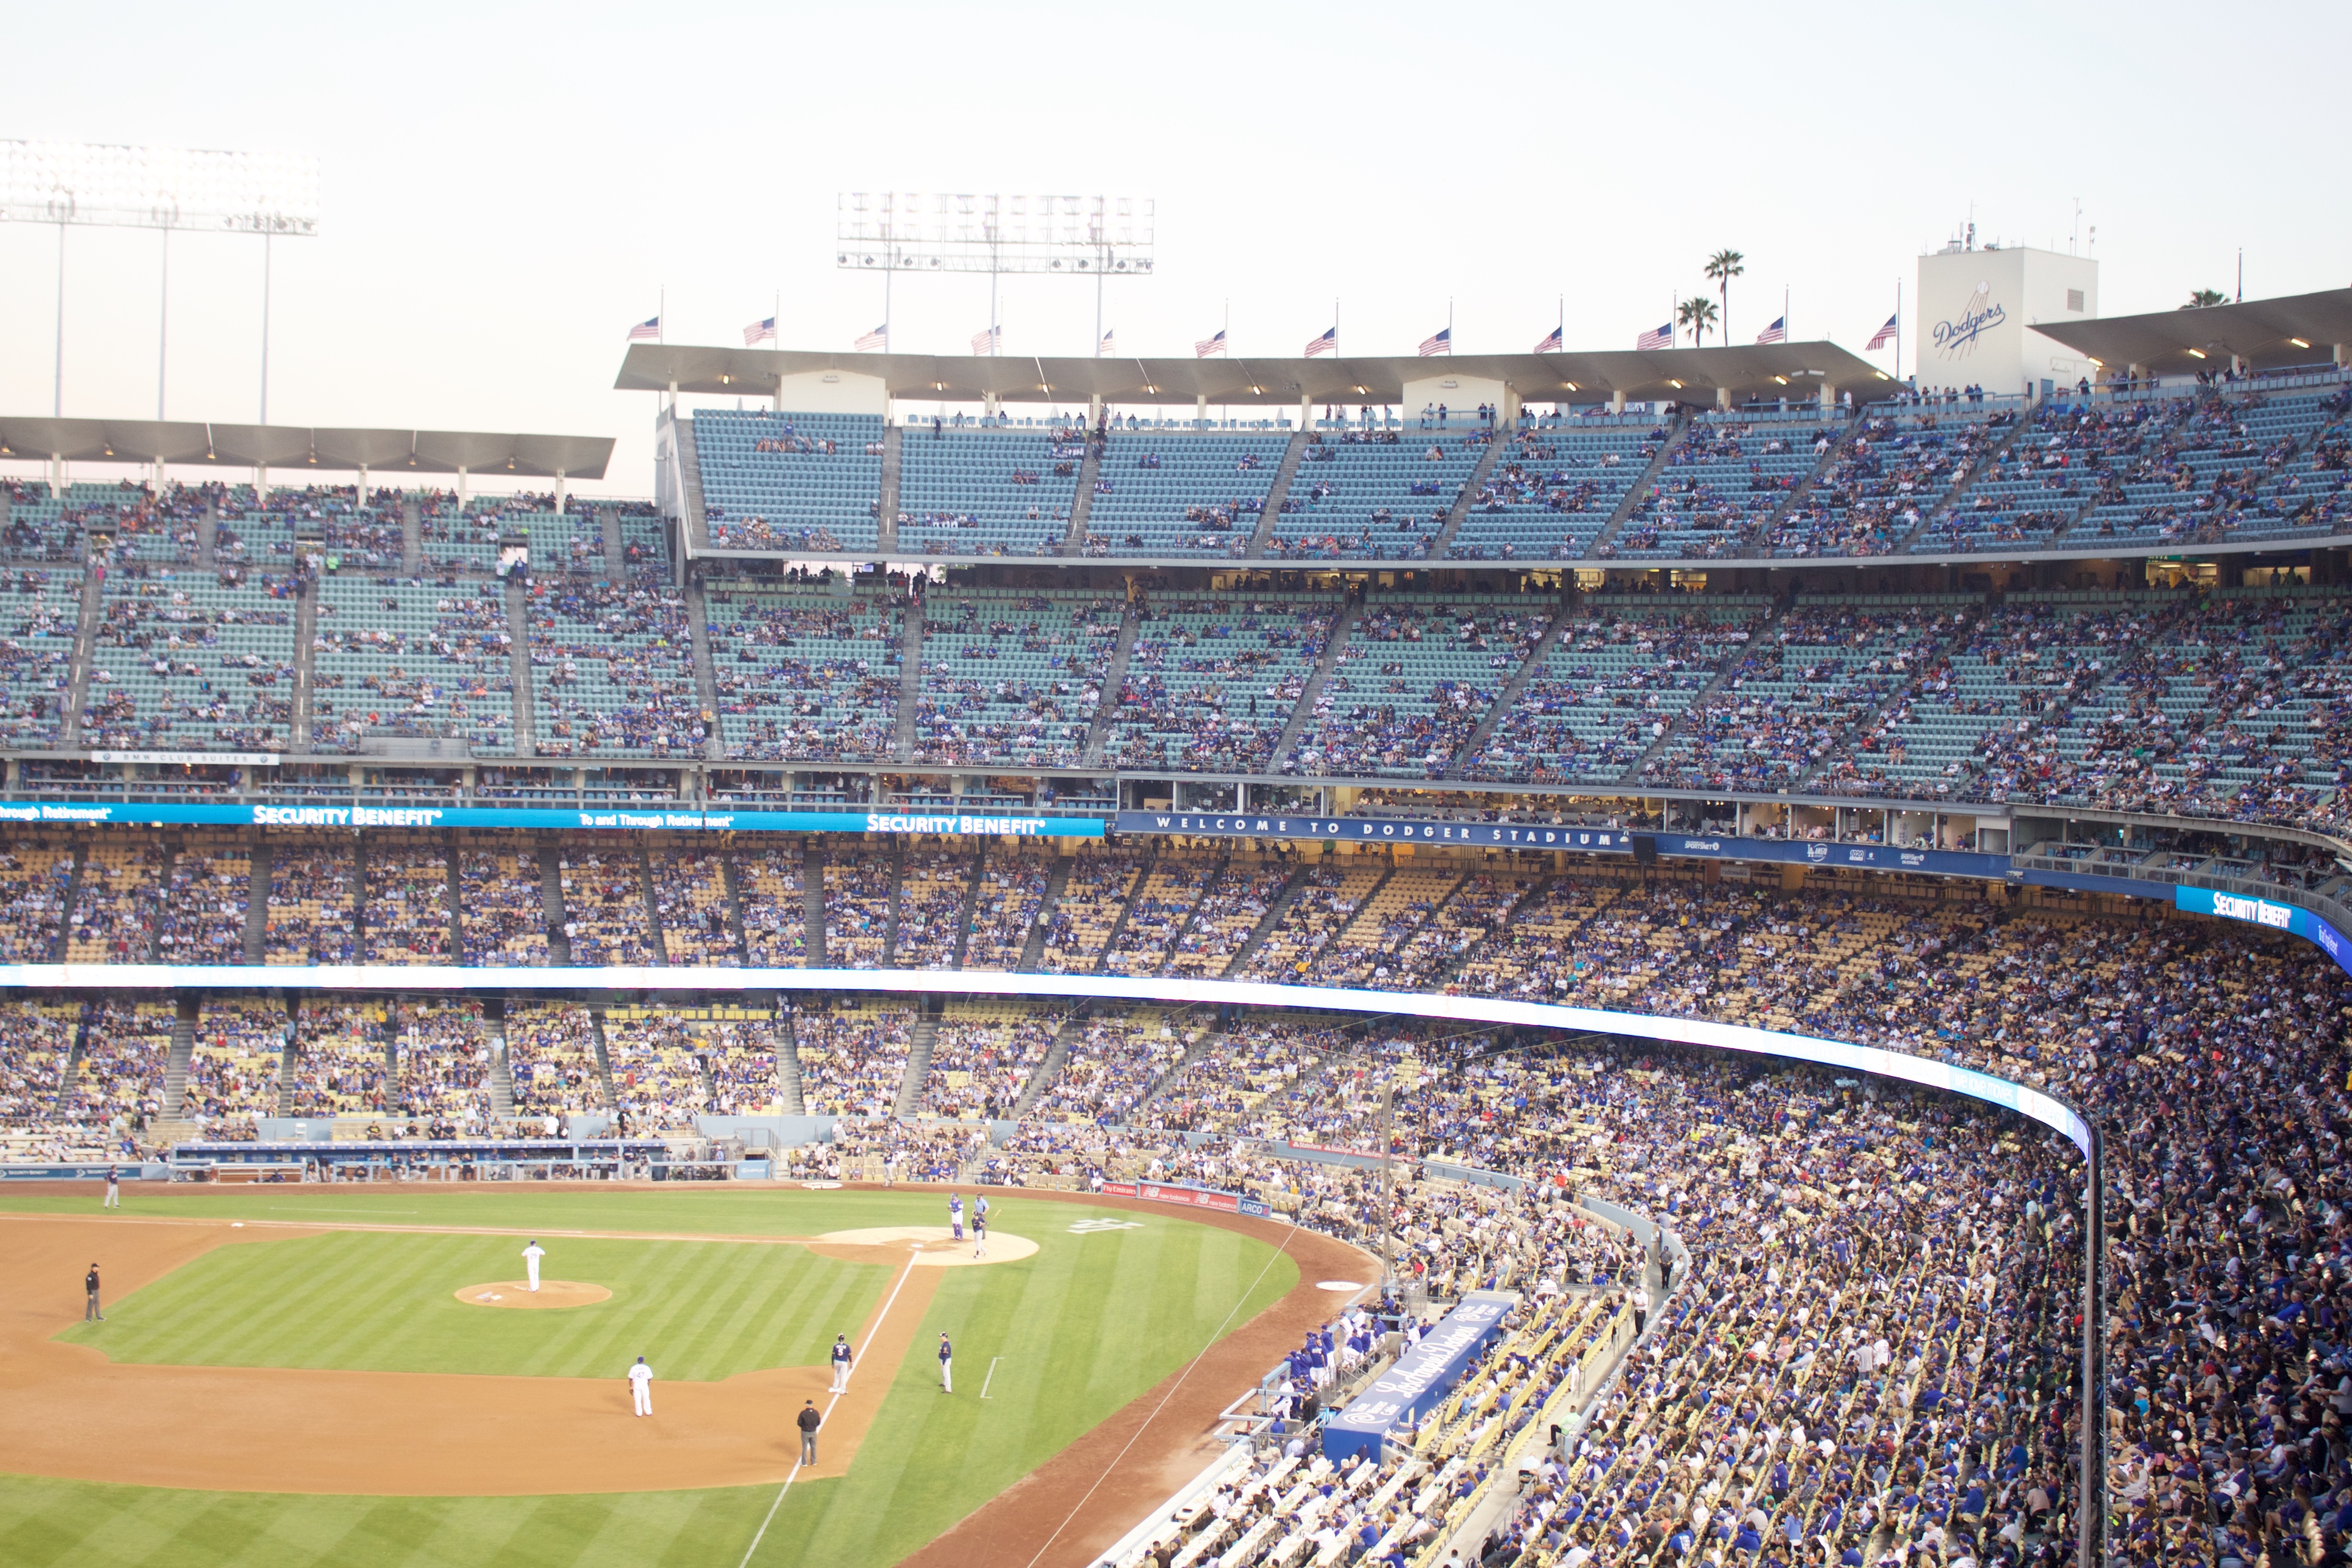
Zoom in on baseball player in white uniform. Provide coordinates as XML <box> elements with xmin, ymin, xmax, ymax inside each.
<box><xmin>628</xmin><ymin>1355</ymin><xmax>653</xmax><ymax>1416</ymax></box>
<box><xmin>522</xmin><ymin>1239</ymin><xmax>546</xmax><ymax>1292</ymax></box>
<box><xmin>971</xmin><ymin>1199</ymin><xmax>988</xmax><ymax>1258</ymax></box>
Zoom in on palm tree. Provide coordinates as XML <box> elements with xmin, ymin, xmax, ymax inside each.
<box><xmin>1704</xmin><ymin>249</ymin><xmax>1745</xmax><ymax>340</ymax></box>
<box><xmin>1677</xmin><ymin>296</ymin><xmax>1719</xmax><ymax>348</ymax></box>
<box><xmin>2182</xmin><ymin>288</ymin><xmax>2227</xmax><ymax>309</ymax></box>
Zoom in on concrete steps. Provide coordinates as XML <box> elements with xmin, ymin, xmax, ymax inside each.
<box><xmin>893</xmin><ymin>1010</ymin><xmax>938</xmax><ymax>1118</ymax></box>
<box><xmin>1243</xmin><ymin>429</ymin><xmax>1315</xmax><ymax>558</ymax></box>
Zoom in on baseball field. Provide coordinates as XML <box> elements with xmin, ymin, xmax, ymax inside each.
<box><xmin>0</xmin><ymin>1182</ymin><xmax>1375</xmax><ymax>1568</ymax></box>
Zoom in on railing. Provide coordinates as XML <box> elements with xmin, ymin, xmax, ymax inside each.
<box><xmin>2013</xmin><ymin>850</ymin><xmax>2352</xmax><ymax>938</ymax></box>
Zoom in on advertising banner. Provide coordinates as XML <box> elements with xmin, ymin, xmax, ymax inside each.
<box><xmin>1118</xmin><ymin>814</ymin><xmax>2008</xmax><ymax>880</ymax></box>
<box><xmin>1119</xmin><ymin>811</ymin><xmax>1631</xmax><ymax>850</ymax></box>
<box><xmin>1325</xmin><ymin>1291</ymin><xmax>1517</xmax><ymax>1462</ymax></box>
<box><xmin>1102</xmin><ymin>1180</ymin><xmax>1273</xmax><ymax>1219</ymax></box>
<box><xmin>1654</xmin><ymin>835</ymin><xmax>2010</xmax><ymax>880</ymax></box>
<box><xmin>0</xmin><ymin>800</ymin><xmax>1102</xmax><ymax>838</ymax></box>
<box><xmin>2177</xmin><ymin>886</ymin><xmax>2352</xmax><ymax>977</ymax></box>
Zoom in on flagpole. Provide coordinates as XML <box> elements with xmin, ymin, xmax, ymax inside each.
<box><xmin>1895</xmin><ymin>278</ymin><xmax>1903</xmax><ymax>386</ymax></box>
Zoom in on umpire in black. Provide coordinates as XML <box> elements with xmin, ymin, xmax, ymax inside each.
<box><xmin>797</xmin><ymin>1399</ymin><xmax>821</xmax><ymax>1465</ymax></box>
<box><xmin>84</xmin><ymin>1261</ymin><xmax>102</xmax><ymax>1321</ymax></box>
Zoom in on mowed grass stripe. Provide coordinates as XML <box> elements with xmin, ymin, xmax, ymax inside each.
<box><xmin>0</xmin><ymin>1185</ymin><xmax>1000</xmax><ymax>1238</ymax></box>
<box><xmin>58</xmin><ymin>1232</ymin><xmax>890</xmax><ymax>1382</ymax></box>
<box><xmin>0</xmin><ymin>1475</ymin><xmax>782</xmax><ymax>1568</ymax></box>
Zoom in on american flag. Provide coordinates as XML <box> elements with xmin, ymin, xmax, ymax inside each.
<box><xmin>1305</xmin><ymin>326</ymin><xmax>1337</xmax><ymax>357</ymax></box>
<box><xmin>972</xmin><ymin>324</ymin><xmax>1000</xmax><ymax>355</ymax></box>
<box><xmin>1754</xmin><ymin>316</ymin><xmax>1786</xmax><ymax>345</ymax></box>
<box><xmin>854</xmin><ymin>323</ymin><xmax>888</xmax><ymax>351</ymax></box>
<box><xmin>1194</xmin><ymin>329</ymin><xmax>1227</xmax><ymax>358</ymax></box>
<box><xmin>742</xmin><ymin>316</ymin><xmax>776</xmax><ymax>347</ymax></box>
<box><xmin>1636</xmin><ymin>322</ymin><xmax>1672</xmax><ymax>351</ymax></box>
<box><xmin>627</xmin><ymin>317</ymin><xmax>661</xmax><ymax>341</ymax></box>
<box><xmin>1534</xmin><ymin>326</ymin><xmax>1563</xmax><ymax>354</ymax></box>
<box><xmin>1100</xmin><ymin>329</ymin><xmax>1115</xmax><ymax>356</ymax></box>
<box><xmin>1866</xmin><ymin>313</ymin><xmax>1899</xmax><ymax>350</ymax></box>
<box><xmin>1418</xmin><ymin>326</ymin><xmax>1452</xmax><ymax>357</ymax></box>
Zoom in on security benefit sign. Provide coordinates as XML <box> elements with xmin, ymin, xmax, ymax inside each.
<box><xmin>2176</xmin><ymin>886</ymin><xmax>2352</xmax><ymax>978</ymax></box>
<box><xmin>1324</xmin><ymin>1291</ymin><xmax>1516</xmax><ymax>1462</ymax></box>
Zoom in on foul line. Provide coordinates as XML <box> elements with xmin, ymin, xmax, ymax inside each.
<box><xmin>980</xmin><ymin>1356</ymin><xmax>1000</xmax><ymax>1400</ymax></box>
<box><xmin>737</xmin><ymin>1243</ymin><xmax>923</xmax><ymax>1568</ymax></box>
<box><xmin>1018</xmin><ymin>1216</ymin><xmax>1306</xmax><ymax>1568</ymax></box>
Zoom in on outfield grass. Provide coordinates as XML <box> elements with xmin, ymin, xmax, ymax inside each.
<box><xmin>0</xmin><ymin>1187</ymin><xmax>1301</xmax><ymax>1568</ymax></box>
<box><xmin>57</xmin><ymin>1231</ymin><xmax>886</xmax><ymax>1381</ymax></box>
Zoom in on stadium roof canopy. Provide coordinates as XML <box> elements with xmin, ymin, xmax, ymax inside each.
<box><xmin>2033</xmin><ymin>287</ymin><xmax>2352</xmax><ymax>377</ymax></box>
<box><xmin>0</xmin><ymin>418</ymin><xmax>614</xmax><ymax>478</ymax></box>
<box><xmin>616</xmin><ymin>341</ymin><xmax>1898</xmax><ymax>406</ymax></box>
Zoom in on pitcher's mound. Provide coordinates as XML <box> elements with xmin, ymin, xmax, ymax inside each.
<box><xmin>813</xmin><ymin>1227</ymin><xmax>1037</xmax><ymax>1266</ymax></box>
<box><xmin>455</xmin><ymin>1280</ymin><xmax>613</xmax><ymax>1309</ymax></box>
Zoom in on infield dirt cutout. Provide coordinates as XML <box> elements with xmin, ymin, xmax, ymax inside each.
<box><xmin>813</xmin><ymin>1225</ymin><xmax>1039</xmax><ymax>1266</ymax></box>
<box><xmin>455</xmin><ymin>1279</ymin><xmax>614</xmax><ymax>1308</ymax></box>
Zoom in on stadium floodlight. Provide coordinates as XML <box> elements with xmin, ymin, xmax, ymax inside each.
<box><xmin>836</xmin><ymin>193</ymin><xmax>1155</xmax><ymax>357</ymax></box>
<box><xmin>0</xmin><ymin>140</ymin><xmax>320</xmax><ymax>421</ymax></box>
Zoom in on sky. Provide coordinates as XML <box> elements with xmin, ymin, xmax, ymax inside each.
<box><xmin>2</xmin><ymin>0</ymin><xmax>2346</xmax><ymax>496</ymax></box>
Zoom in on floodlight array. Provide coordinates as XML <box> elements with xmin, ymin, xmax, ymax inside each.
<box><xmin>836</xmin><ymin>192</ymin><xmax>1152</xmax><ymax>275</ymax></box>
<box><xmin>0</xmin><ymin>140</ymin><xmax>320</xmax><ymax>234</ymax></box>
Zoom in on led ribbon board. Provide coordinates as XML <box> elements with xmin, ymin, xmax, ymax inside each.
<box><xmin>0</xmin><ymin>802</ymin><xmax>1103</xmax><ymax>837</ymax></box>
<box><xmin>0</xmin><ymin>965</ymin><xmax>2092</xmax><ymax>1157</ymax></box>
<box><xmin>2176</xmin><ymin>886</ymin><xmax>2352</xmax><ymax>976</ymax></box>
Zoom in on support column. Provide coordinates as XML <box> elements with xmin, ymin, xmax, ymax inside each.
<box><xmin>1195</xmin><ymin>394</ymin><xmax>1208</xmax><ymax>430</ymax></box>
<box><xmin>1088</xmin><ymin>393</ymin><xmax>1102</xmax><ymax>427</ymax></box>
<box><xmin>1818</xmin><ymin>383</ymin><xmax>1836</xmax><ymax>413</ymax></box>
<box><xmin>356</xmin><ymin>464</ymin><xmax>369</xmax><ymax>509</ymax></box>
<box><xmin>1299</xmin><ymin>393</ymin><xmax>1311</xmax><ymax>430</ymax></box>
<box><xmin>456</xmin><ymin>466</ymin><xmax>469</xmax><ymax>506</ymax></box>
<box><xmin>1608</xmin><ymin>391</ymin><xmax>1625</xmax><ymax>415</ymax></box>
<box><xmin>1501</xmin><ymin>387</ymin><xmax>1522</xmax><ymax>428</ymax></box>
<box><xmin>553</xmin><ymin>470</ymin><xmax>568</xmax><ymax>513</ymax></box>
<box><xmin>1715</xmin><ymin>385</ymin><xmax>1732</xmax><ymax>412</ymax></box>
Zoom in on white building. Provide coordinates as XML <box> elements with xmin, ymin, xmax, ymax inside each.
<box><xmin>1914</xmin><ymin>244</ymin><xmax>2099</xmax><ymax>398</ymax></box>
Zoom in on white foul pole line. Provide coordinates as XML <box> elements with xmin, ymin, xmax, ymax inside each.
<box><xmin>737</xmin><ymin>1243</ymin><xmax>925</xmax><ymax>1568</ymax></box>
<box><xmin>980</xmin><ymin>1356</ymin><xmax>1000</xmax><ymax>1399</ymax></box>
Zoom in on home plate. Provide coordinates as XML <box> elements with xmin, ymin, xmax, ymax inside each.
<box><xmin>1317</xmin><ymin>1280</ymin><xmax>1367</xmax><ymax>1292</ymax></box>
